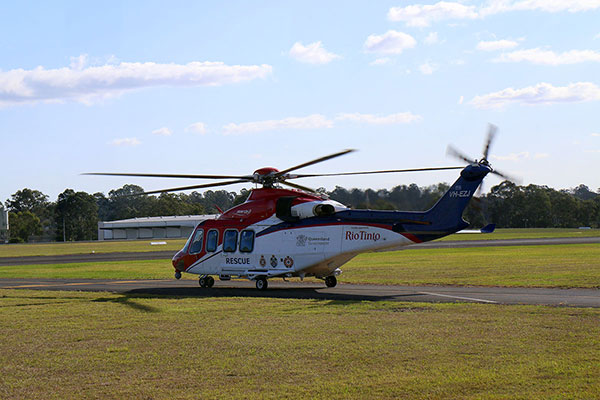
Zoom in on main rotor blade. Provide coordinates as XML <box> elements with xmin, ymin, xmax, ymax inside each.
<box><xmin>482</xmin><ymin>123</ymin><xmax>497</xmax><ymax>160</ymax></box>
<box><xmin>83</xmin><ymin>172</ymin><xmax>253</xmax><ymax>180</ymax></box>
<box><xmin>276</xmin><ymin>149</ymin><xmax>356</xmax><ymax>177</ymax></box>
<box><xmin>446</xmin><ymin>145</ymin><xmax>475</xmax><ymax>164</ymax></box>
<box><xmin>135</xmin><ymin>179</ymin><xmax>249</xmax><ymax>196</ymax></box>
<box><xmin>280</xmin><ymin>180</ymin><xmax>318</xmax><ymax>193</ymax></box>
<box><xmin>491</xmin><ymin>169</ymin><xmax>521</xmax><ymax>185</ymax></box>
<box><xmin>290</xmin><ymin>166</ymin><xmax>464</xmax><ymax>179</ymax></box>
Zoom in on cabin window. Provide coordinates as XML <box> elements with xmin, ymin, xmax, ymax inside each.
<box><xmin>223</xmin><ymin>230</ymin><xmax>238</xmax><ymax>252</ymax></box>
<box><xmin>206</xmin><ymin>229</ymin><xmax>219</xmax><ymax>252</ymax></box>
<box><xmin>189</xmin><ymin>229</ymin><xmax>204</xmax><ymax>254</ymax></box>
<box><xmin>239</xmin><ymin>230</ymin><xmax>255</xmax><ymax>253</ymax></box>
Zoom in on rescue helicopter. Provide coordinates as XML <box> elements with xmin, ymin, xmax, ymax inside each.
<box><xmin>87</xmin><ymin>125</ymin><xmax>515</xmax><ymax>290</ymax></box>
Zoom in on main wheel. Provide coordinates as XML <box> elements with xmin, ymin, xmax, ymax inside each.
<box><xmin>255</xmin><ymin>277</ymin><xmax>268</xmax><ymax>290</ymax></box>
<box><xmin>206</xmin><ymin>276</ymin><xmax>215</xmax><ymax>288</ymax></box>
<box><xmin>199</xmin><ymin>277</ymin><xmax>207</xmax><ymax>287</ymax></box>
<box><xmin>325</xmin><ymin>276</ymin><xmax>337</xmax><ymax>288</ymax></box>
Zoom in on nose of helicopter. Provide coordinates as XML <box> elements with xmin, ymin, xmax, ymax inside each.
<box><xmin>172</xmin><ymin>250</ymin><xmax>186</xmax><ymax>271</ymax></box>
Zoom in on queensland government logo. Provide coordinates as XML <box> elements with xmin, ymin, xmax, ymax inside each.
<box><xmin>296</xmin><ymin>234</ymin><xmax>307</xmax><ymax>246</ymax></box>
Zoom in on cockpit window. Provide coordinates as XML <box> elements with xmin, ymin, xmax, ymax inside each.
<box><xmin>239</xmin><ymin>230</ymin><xmax>255</xmax><ymax>253</ymax></box>
<box><xmin>189</xmin><ymin>229</ymin><xmax>204</xmax><ymax>254</ymax></box>
<box><xmin>206</xmin><ymin>229</ymin><xmax>218</xmax><ymax>252</ymax></box>
<box><xmin>223</xmin><ymin>230</ymin><xmax>238</xmax><ymax>252</ymax></box>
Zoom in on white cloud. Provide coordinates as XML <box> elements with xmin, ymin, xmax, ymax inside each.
<box><xmin>591</xmin><ymin>133</ymin><xmax>600</xmax><ymax>137</ymax></box>
<box><xmin>424</xmin><ymin>32</ymin><xmax>440</xmax><ymax>45</ymax></box>
<box><xmin>152</xmin><ymin>127</ymin><xmax>172</xmax><ymax>136</ymax></box>
<box><xmin>364</xmin><ymin>30</ymin><xmax>416</xmax><ymax>55</ymax></box>
<box><xmin>458</xmin><ymin>95</ymin><xmax>464</xmax><ymax>104</ymax></box>
<box><xmin>534</xmin><ymin>153</ymin><xmax>550</xmax><ymax>159</ymax></box>
<box><xmin>335</xmin><ymin>112</ymin><xmax>422</xmax><ymax>125</ymax></box>
<box><xmin>476</xmin><ymin>39</ymin><xmax>519</xmax><ymax>51</ymax></box>
<box><xmin>388</xmin><ymin>2</ymin><xmax>478</xmax><ymax>27</ymax></box>
<box><xmin>0</xmin><ymin>57</ymin><xmax>272</xmax><ymax>107</ymax></box>
<box><xmin>492</xmin><ymin>152</ymin><xmax>529</xmax><ymax>161</ymax></box>
<box><xmin>222</xmin><ymin>114</ymin><xmax>333</xmax><ymax>135</ymax></box>
<box><xmin>471</xmin><ymin>82</ymin><xmax>600</xmax><ymax>109</ymax></box>
<box><xmin>493</xmin><ymin>48</ymin><xmax>600</xmax><ymax>65</ymax></box>
<box><xmin>389</xmin><ymin>1</ymin><xmax>600</xmax><ymax>27</ymax></box>
<box><xmin>369</xmin><ymin>58</ymin><xmax>392</xmax><ymax>66</ymax></box>
<box><xmin>595</xmin><ymin>33</ymin><xmax>600</xmax><ymax>39</ymax></box>
<box><xmin>418</xmin><ymin>62</ymin><xmax>437</xmax><ymax>75</ymax></box>
<box><xmin>481</xmin><ymin>0</ymin><xmax>600</xmax><ymax>15</ymax></box>
<box><xmin>288</xmin><ymin>41</ymin><xmax>340</xmax><ymax>65</ymax></box>
<box><xmin>110</xmin><ymin>138</ymin><xmax>141</xmax><ymax>146</ymax></box>
<box><xmin>186</xmin><ymin>122</ymin><xmax>207</xmax><ymax>134</ymax></box>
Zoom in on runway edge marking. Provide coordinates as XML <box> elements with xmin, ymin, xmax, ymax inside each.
<box><xmin>418</xmin><ymin>291</ymin><xmax>498</xmax><ymax>304</ymax></box>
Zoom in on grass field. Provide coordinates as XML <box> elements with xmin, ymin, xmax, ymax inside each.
<box><xmin>442</xmin><ymin>228</ymin><xmax>600</xmax><ymax>241</ymax></box>
<box><xmin>1</xmin><ymin>229</ymin><xmax>598</xmax><ymax>258</ymax></box>
<box><xmin>1</xmin><ymin>289</ymin><xmax>598</xmax><ymax>399</ymax></box>
<box><xmin>2</xmin><ymin>244</ymin><xmax>599</xmax><ymax>288</ymax></box>
<box><xmin>0</xmin><ymin>239</ymin><xmax>187</xmax><ymax>258</ymax></box>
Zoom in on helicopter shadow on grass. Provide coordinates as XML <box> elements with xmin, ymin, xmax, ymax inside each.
<box><xmin>122</xmin><ymin>285</ymin><xmax>427</xmax><ymax>303</ymax></box>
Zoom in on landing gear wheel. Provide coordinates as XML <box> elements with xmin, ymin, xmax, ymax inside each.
<box><xmin>206</xmin><ymin>276</ymin><xmax>215</xmax><ymax>288</ymax></box>
<box><xmin>199</xmin><ymin>277</ymin><xmax>207</xmax><ymax>287</ymax></box>
<box><xmin>325</xmin><ymin>276</ymin><xmax>337</xmax><ymax>288</ymax></box>
<box><xmin>174</xmin><ymin>271</ymin><xmax>182</xmax><ymax>280</ymax></box>
<box><xmin>255</xmin><ymin>277</ymin><xmax>268</xmax><ymax>291</ymax></box>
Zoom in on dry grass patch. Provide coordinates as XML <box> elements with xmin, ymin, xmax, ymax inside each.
<box><xmin>0</xmin><ymin>289</ymin><xmax>599</xmax><ymax>399</ymax></box>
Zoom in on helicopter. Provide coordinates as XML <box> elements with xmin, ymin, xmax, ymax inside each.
<box><xmin>87</xmin><ymin>125</ymin><xmax>515</xmax><ymax>290</ymax></box>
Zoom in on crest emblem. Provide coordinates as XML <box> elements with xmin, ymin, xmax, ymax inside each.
<box><xmin>284</xmin><ymin>256</ymin><xmax>294</xmax><ymax>268</ymax></box>
<box><xmin>259</xmin><ymin>255</ymin><xmax>266</xmax><ymax>267</ymax></box>
<box><xmin>270</xmin><ymin>255</ymin><xmax>278</xmax><ymax>268</ymax></box>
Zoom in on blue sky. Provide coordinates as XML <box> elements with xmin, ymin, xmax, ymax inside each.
<box><xmin>2</xmin><ymin>0</ymin><xmax>600</xmax><ymax>203</ymax></box>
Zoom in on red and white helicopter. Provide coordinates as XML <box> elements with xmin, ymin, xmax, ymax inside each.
<box><xmin>88</xmin><ymin>126</ymin><xmax>514</xmax><ymax>290</ymax></box>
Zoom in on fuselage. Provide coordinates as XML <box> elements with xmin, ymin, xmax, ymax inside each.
<box><xmin>172</xmin><ymin>188</ymin><xmax>445</xmax><ymax>281</ymax></box>
<box><xmin>172</xmin><ymin>163</ymin><xmax>491</xmax><ymax>281</ymax></box>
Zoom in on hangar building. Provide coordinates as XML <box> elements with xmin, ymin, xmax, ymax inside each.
<box><xmin>98</xmin><ymin>215</ymin><xmax>217</xmax><ymax>241</ymax></box>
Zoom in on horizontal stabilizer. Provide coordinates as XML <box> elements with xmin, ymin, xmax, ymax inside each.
<box><xmin>480</xmin><ymin>223</ymin><xmax>496</xmax><ymax>233</ymax></box>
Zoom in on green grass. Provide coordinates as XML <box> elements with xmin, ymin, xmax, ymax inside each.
<box><xmin>0</xmin><ymin>289</ymin><xmax>598</xmax><ymax>399</ymax></box>
<box><xmin>1</xmin><ymin>229</ymin><xmax>598</xmax><ymax>259</ymax></box>
<box><xmin>0</xmin><ymin>239</ymin><xmax>187</xmax><ymax>258</ymax></box>
<box><xmin>343</xmin><ymin>244</ymin><xmax>600</xmax><ymax>288</ymax></box>
<box><xmin>442</xmin><ymin>228</ymin><xmax>600</xmax><ymax>241</ymax></box>
<box><xmin>0</xmin><ymin>259</ymin><xmax>183</xmax><ymax>280</ymax></box>
<box><xmin>2</xmin><ymin>244</ymin><xmax>599</xmax><ymax>288</ymax></box>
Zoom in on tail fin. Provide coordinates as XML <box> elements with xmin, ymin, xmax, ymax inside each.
<box><xmin>425</xmin><ymin>164</ymin><xmax>490</xmax><ymax>231</ymax></box>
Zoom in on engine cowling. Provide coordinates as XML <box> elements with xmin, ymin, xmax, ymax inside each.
<box><xmin>290</xmin><ymin>200</ymin><xmax>347</xmax><ymax>219</ymax></box>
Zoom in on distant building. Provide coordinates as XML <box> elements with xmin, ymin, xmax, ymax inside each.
<box><xmin>98</xmin><ymin>215</ymin><xmax>217</xmax><ymax>241</ymax></box>
<box><xmin>0</xmin><ymin>206</ymin><xmax>8</xmax><ymax>243</ymax></box>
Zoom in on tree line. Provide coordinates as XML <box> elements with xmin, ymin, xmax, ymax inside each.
<box><xmin>3</xmin><ymin>182</ymin><xmax>599</xmax><ymax>243</ymax></box>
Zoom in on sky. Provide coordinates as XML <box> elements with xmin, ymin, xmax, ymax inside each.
<box><xmin>2</xmin><ymin>0</ymin><xmax>600</xmax><ymax>203</ymax></box>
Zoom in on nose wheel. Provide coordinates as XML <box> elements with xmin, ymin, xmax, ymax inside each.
<box><xmin>199</xmin><ymin>276</ymin><xmax>215</xmax><ymax>288</ymax></box>
<box><xmin>325</xmin><ymin>276</ymin><xmax>337</xmax><ymax>288</ymax></box>
<box><xmin>174</xmin><ymin>271</ymin><xmax>182</xmax><ymax>280</ymax></box>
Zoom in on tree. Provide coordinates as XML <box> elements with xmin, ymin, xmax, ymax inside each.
<box><xmin>570</xmin><ymin>184</ymin><xmax>597</xmax><ymax>201</ymax></box>
<box><xmin>8</xmin><ymin>211</ymin><xmax>42</xmax><ymax>243</ymax></box>
<box><xmin>106</xmin><ymin>184</ymin><xmax>153</xmax><ymax>220</ymax></box>
<box><xmin>5</xmin><ymin>188</ymin><xmax>54</xmax><ymax>240</ymax></box>
<box><xmin>55</xmin><ymin>189</ymin><xmax>99</xmax><ymax>241</ymax></box>
<box><xmin>5</xmin><ymin>188</ymin><xmax>49</xmax><ymax>216</ymax></box>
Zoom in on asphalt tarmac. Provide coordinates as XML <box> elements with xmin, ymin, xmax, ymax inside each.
<box><xmin>1</xmin><ymin>236</ymin><xmax>598</xmax><ymax>266</ymax></box>
<box><xmin>1</xmin><ymin>278</ymin><xmax>598</xmax><ymax>307</ymax></box>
